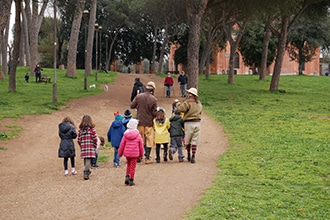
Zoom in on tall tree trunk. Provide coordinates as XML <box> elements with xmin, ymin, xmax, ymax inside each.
<box><xmin>270</xmin><ymin>17</ymin><xmax>289</xmax><ymax>91</ymax></box>
<box><xmin>21</xmin><ymin>2</ymin><xmax>30</xmax><ymax>66</ymax></box>
<box><xmin>259</xmin><ymin>26</ymin><xmax>271</xmax><ymax>80</ymax></box>
<box><xmin>66</xmin><ymin>0</ymin><xmax>86</xmax><ymax>77</ymax></box>
<box><xmin>186</xmin><ymin>0</ymin><xmax>209</xmax><ymax>89</ymax></box>
<box><xmin>0</xmin><ymin>0</ymin><xmax>12</xmax><ymax>79</ymax></box>
<box><xmin>205</xmin><ymin>53</ymin><xmax>210</xmax><ymax>79</ymax></box>
<box><xmin>199</xmin><ymin>29</ymin><xmax>214</xmax><ymax>74</ymax></box>
<box><xmin>85</xmin><ymin>0</ymin><xmax>97</xmax><ymax>75</ymax></box>
<box><xmin>157</xmin><ymin>24</ymin><xmax>169</xmax><ymax>73</ymax></box>
<box><xmin>9</xmin><ymin>0</ymin><xmax>22</xmax><ymax>92</ymax></box>
<box><xmin>151</xmin><ymin>25</ymin><xmax>158</xmax><ymax>73</ymax></box>
<box><xmin>227</xmin><ymin>42</ymin><xmax>236</xmax><ymax>84</ymax></box>
<box><xmin>106</xmin><ymin>30</ymin><xmax>119</xmax><ymax>70</ymax></box>
<box><xmin>28</xmin><ymin>0</ymin><xmax>48</xmax><ymax>74</ymax></box>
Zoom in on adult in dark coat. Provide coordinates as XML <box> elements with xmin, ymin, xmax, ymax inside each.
<box><xmin>58</xmin><ymin>117</ymin><xmax>78</xmax><ymax>176</ymax></box>
<box><xmin>130</xmin><ymin>78</ymin><xmax>146</xmax><ymax>102</ymax></box>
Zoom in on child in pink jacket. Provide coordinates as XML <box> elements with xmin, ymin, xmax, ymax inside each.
<box><xmin>118</xmin><ymin>119</ymin><xmax>144</xmax><ymax>186</ymax></box>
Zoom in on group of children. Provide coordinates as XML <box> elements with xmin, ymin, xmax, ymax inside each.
<box><xmin>57</xmin><ymin>105</ymin><xmax>185</xmax><ymax>186</ymax></box>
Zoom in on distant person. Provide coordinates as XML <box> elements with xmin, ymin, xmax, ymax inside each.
<box><xmin>174</xmin><ymin>88</ymin><xmax>202</xmax><ymax>164</ymax></box>
<box><xmin>25</xmin><ymin>73</ymin><xmax>29</xmax><ymax>83</ymax></box>
<box><xmin>164</xmin><ymin>72</ymin><xmax>174</xmax><ymax>98</ymax></box>
<box><xmin>169</xmin><ymin>109</ymin><xmax>185</xmax><ymax>162</ymax></box>
<box><xmin>58</xmin><ymin>116</ymin><xmax>78</xmax><ymax>176</ymax></box>
<box><xmin>77</xmin><ymin>115</ymin><xmax>98</xmax><ymax>180</ymax></box>
<box><xmin>128</xmin><ymin>67</ymin><xmax>131</xmax><ymax>74</ymax></box>
<box><xmin>91</xmin><ymin>136</ymin><xmax>105</xmax><ymax>168</ymax></box>
<box><xmin>130</xmin><ymin>81</ymin><xmax>157</xmax><ymax>164</ymax></box>
<box><xmin>34</xmin><ymin>63</ymin><xmax>42</xmax><ymax>83</ymax></box>
<box><xmin>153</xmin><ymin>107</ymin><xmax>170</xmax><ymax>163</ymax></box>
<box><xmin>107</xmin><ymin>112</ymin><xmax>125</xmax><ymax>167</ymax></box>
<box><xmin>130</xmin><ymin>78</ymin><xmax>146</xmax><ymax>102</ymax></box>
<box><xmin>178</xmin><ymin>71</ymin><xmax>188</xmax><ymax>97</ymax></box>
<box><xmin>100</xmin><ymin>63</ymin><xmax>108</xmax><ymax>73</ymax></box>
<box><xmin>118</xmin><ymin>119</ymin><xmax>144</xmax><ymax>186</ymax></box>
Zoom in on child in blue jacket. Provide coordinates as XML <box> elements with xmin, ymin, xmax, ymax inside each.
<box><xmin>107</xmin><ymin>111</ymin><xmax>125</xmax><ymax>167</ymax></box>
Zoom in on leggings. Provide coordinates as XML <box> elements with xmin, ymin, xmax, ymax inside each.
<box><xmin>84</xmin><ymin>158</ymin><xmax>91</xmax><ymax>171</ymax></box>
<box><xmin>63</xmin><ymin>157</ymin><xmax>75</xmax><ymax>170</ymax></box>
<box><xmin>126</xmin><ymin>157</ymin><xmax>138</xmax><ymax>179</ymax></box>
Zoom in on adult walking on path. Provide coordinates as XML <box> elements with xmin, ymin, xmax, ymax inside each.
<box><xmin>0</xmin><ymin>73</ymin><xmax>228</xmax><ymax>219</ymax></box>
<box><xmin>175</xmin><ymin>87</ymin><xmax>203</xmax><ymax>163</ymax></box>
<box><xmin>130</xmin><ymin>81</ymin><xmax>157</xmax><ymax>164</ymax></box>
<box><xmin>164</xmin><ymin>72</ymin><xmax>174</xmax><ymax>98</ymax></box>
<box><xmin>178</xmin><ymin>71</ymin><xmax>188</xmax><ymax>97</ymax></box>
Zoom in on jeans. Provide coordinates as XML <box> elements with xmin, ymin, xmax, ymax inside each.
<box><xmin>180</xmin><ymin>84</ymin><xmax>187</xmax><ymax>97</ymax></box>
<box><xmin>113</xmin><ymin>146</ymin><xmax>120</xmax><ymax>165</ymax></box>
<box><xmin>170</xmin><ymin>136</ymin><xmax>184</xmax><ymax>158</ymax></box>
<box><xmin>165</xmin><ymin>86</ymin><xmax>172</xmax><ymax>97</ymax></box>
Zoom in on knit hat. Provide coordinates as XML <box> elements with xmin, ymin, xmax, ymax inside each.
<box><xmin>114</xmin><ymin>111</ymin><xmax>124</xmax><ymax>121</ymax></box>
<box><xmin>127</xmin><ymin>118</ymin><xmax>139</xmax><ymax>130</ymax></box>
<box><xmin>124</xmin><ymin>109</ymin><xmax>132</xmax><ymax>118</ymax></box>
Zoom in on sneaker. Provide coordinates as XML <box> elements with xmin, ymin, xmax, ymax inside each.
<box><xmin>71</xmin><ymin>169</ymin><xmax>78</xmax><ymax>175</ymax></box>
<box><xmin>168</xmin><ymin>149</ymin><xmax>173</xmax><ymax>161</ymax></box>
<box><xmin>179</xmin><ymin>158</ymin><xmax>184</xmax><ymax>162</ymax></box>
<box><xmin>64</xmin><ymin>170</ymin><xmax>69</xmax><ymax>176</ymax></box>
<box><xmin>145</xmin><ymin>159</ymin><xmax>153</xmax><ymax>164</ymax></box>
<box><xmin>91</xmin><ymin>164</ymin><xmax>99</xmax><ymax>169</ymax></box>
<box><xmin>114</xmin><ymin>163</ymin><xmax>121</xmax><ymax>167</ymax></box>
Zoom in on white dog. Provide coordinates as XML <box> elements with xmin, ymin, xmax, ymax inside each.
<box><xmin>89</xmin><ymin>84</ymin><xmax>96</xmax><ymax>89</ymax></box>
<box><xmin>104</xmin><ymin>84</ymin><xmax>108</xmax><ymax>91</ymax></box>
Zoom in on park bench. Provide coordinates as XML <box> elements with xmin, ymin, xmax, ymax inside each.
<box><xmin>40</xmin><ymin>74</ymin><xmax>51</xmax><ymax>83</ymax></box>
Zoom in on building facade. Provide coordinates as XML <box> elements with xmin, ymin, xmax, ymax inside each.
<box><xmin>169</xmin><ymin>43</ymin><xmax>320</xmax><ymax>76</ymax></box>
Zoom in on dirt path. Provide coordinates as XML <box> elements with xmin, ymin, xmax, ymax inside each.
<box><xmin>0</xmin><ymin>73</ymin><xmax>228</xmax><ymax>220</ymax></box>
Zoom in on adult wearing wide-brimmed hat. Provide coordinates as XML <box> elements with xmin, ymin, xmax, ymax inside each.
<box><xmin>174</xmin><ymin>87</ymin><xmax>202</xmax><ymax>163</ymax></box>
<box><xmin>130</xmin><ymin>81</ymin><xmax>157</xmax><ymax>164</ymax></box>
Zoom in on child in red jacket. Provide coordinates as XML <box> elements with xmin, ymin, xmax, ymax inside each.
<box><xmin>118</xmin><ymin>119</ymin><xmax>144</xmax><ymax>186</ymax></box>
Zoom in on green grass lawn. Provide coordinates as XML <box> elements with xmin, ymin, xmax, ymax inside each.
<box><xmin>184</xmin><ymin>75</ymin><xmax>330</xmax><ymax>219</ymax></box>
<box><xmin>1</xmin><ymin>69</ymin><xmax>329</xmax><ymax>218</ymax></box>
<box><xmin>0</xmin><ymin>66</ymin><xmax>116</xmax><ymax>119</ymax></box>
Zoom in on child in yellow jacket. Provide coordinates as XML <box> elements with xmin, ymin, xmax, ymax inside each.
<box><xmin>153</xmin><ymin>107</ymin><xmax>170</xmax><ymax>163</ymax></box>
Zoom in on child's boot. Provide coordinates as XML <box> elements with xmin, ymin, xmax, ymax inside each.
<box><xmin>125</xmin><ymin>174</ymin><xmax>130</xmax><ymax>185</ymax></box>
<box><xmin>83</xmin><ymin>170</ymin><xmax>89</xmax><ymax>180</ymax></box>
<box><xmin>163</xmin><ymin>145</ymin><xmax>168</xmax><ymax>162</ymax></box>
<box><xmin>145</xmin><ymin>147</ymin><xmax>153</xmax><ymax>164</ymax></box>
<box><xmin>168</xmin><ymin>148</ymin><xmax>173</xmax><ymax>161</ymax></box>
<box><xmin>129</xmin><ymin>178</ymin><xmax>135</xmax><ymax>186</ymax></box>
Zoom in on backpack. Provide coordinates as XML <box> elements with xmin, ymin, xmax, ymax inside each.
<box><xmin>137</xmin><ymin>84</ymin><xmax>146</xmax><ymax>94</ymax></box>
